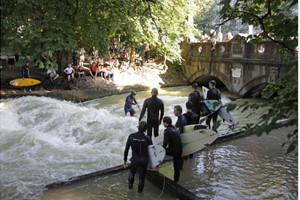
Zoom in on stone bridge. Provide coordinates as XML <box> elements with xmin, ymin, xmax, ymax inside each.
<box><xmin>180</xmin><ymin>35</ymin><xmax>296</xmax><ymax>97</ymax></box>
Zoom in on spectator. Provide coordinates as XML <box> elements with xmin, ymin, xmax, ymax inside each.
<box><xmin>64</xmin><ymin>64</ymin><xmax>75</xmax><ymax>81</ymax></box>
<box><xmin>47</xmin><ymin>68</ymin><xmax>59</xmax><ymax>81</ymax></box>
<box><xmin>8</xmin><ymin>50</ymin><xmax>16</xmax><ymax>71</ymax></box>
<box><xmin>89</xmin><ymin>62</ymin><xmax>98</xmax><ymax>79</ymax></box>
<box><xmin>41</xmin><ymin>54</ymin><xmax>47</xmax><ymax>69</ymax></box>
<box><xmin>22</xmin><ymin>61</ymin><xmax>31</xmax><ymax>92</ymax></box>
<box><xmin>0</xmin><ymin>54</ymin><xmax>8</xmax><ymax>71</ymax></box>
<box><xmin>216</xmin><ymin>29</ymin><xmax>223</xmax><ymax>42</ymax></box>
<box><xmin>72</xmin><ymin>51</ymin><xmax>79</xmax><ymax>69</ymax></box>
<box><xmin>22</xmin><ymin>61</ymin><xmax>30</xmax><ymax>79</ymax></box>
<box><xmin>79</xmin><ymin>45</ymin><xmax>86</xmax><ymax>66</ymax></box>
<box><xmin>106</xmin><ymin>66</ymin><xmax>114</xmax><ymax>81</ymax></box>
<box><xmin>77</xmin><ymin>65</ymin><xmax>87</xmax><ymax>81</ymax></box>
<box><xmin>224</xmin><ymin>32</ymin><xmax>233</xmax><ymax>42</ymax></box>
<box><xmin>144</xmin><ymin>42</ymin><xmax>152</xmax><ymax>63</ymax></box>
<box><xmin>91</xmin><ymin>47</ymin><xmax>98</xmax><ymax>60</ymax></box>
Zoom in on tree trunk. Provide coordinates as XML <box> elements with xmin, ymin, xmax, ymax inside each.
<box><xmin>56</xmin><ymin>50</ymin><xmax>68</xmax><ymax>74</ymax></box>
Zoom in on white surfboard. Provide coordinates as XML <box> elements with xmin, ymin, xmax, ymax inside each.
<box><xmin>218</xmin><ymin>106</ymin><xmax>236</xmax><ymax>124</ymax></box>
<box><xmin>181</xmin><ymin>128</ymin><xmax>218</xmax><ymax>156</ymax></box>
<box><xmin>148</xmin><ymin>145</ymin><xmax>166</xmax><ymax>168</ymax></box>
<box><xmin>202</xmin><ymin>86</ymin><xmax>209</xmax><ymax>99</ymax></box>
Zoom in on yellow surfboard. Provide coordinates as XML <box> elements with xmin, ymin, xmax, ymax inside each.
<box><xmin>10</xmin><ymin>78</ymin><xmax>41</xmax><ymax>87</ymax></box>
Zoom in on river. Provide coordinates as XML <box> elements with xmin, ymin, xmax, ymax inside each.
<box><xmin>0</xmin><ymin>86</ymin><xmax>297</xmax><ymax>199</ymax></box>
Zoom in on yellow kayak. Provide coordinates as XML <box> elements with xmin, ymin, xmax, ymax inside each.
<box><xmin>10</xmin><ymin>78</ymin><xmax>41</xmax><ymax>87</ymax></box>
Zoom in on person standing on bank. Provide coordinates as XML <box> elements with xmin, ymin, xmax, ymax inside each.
<box><xmin>22</xmin><ymin>61</ymin><xmax>31</xmax><ymax>92</ymax></box>
<box><xmin>139</xmin><ymin>88</ymin><xmax>164</xmax><ymax>138</ymax></box>
<box><xmin>188</xmin><ymin>83</ymin><xmax>203</xmax><ymax>122</ymax></box>
<box><xmin>206</xmin><ymin>80</ymin><xmax>221</xmax><ymax>131</ymax></box>
<box><xmin>124</xmin><ymin>91</ymin><xmax>140</xmax><ymax>118</ymax></box>
<box><xmin>123</xmin><ymin>121</ymin><xmax>153</xmax><ymax>192</ymax></box>
<box><xmin>173</xmin><ymin>105</ymin><xmax>187</xmax><ymax>134</ymax></box>
<box><xmin>162</xmin><ymin>116</ymin><xmax>183</xmax><ymax>183</ymax></box>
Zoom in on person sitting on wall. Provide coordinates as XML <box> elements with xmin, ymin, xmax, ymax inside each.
<box><xmin>89</xmin><ymin>62</ymin><xmax>98</xmax><ymax>79</ymax></box>
<box><xmin>64</xmin><ymin>63</ymin><xmax>75</xmax><ymax>82</ymax></box>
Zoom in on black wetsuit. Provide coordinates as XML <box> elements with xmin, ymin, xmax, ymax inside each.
<box><xmin>183</xmin><ymin>111</ymin><xmax>199</xmax><ymax>125</ymax></box>
<box><xmin>175</xmin><ymin>115</ymin><xmax>187</xmax><ymax>134</ymax></box>
<box><xmin>124</xmin><ymin>131</ymin><xmax>152</xmax><ymax>192</ymax></box>
<box><xmin>22</xmin><ymin>65</ymin><xmax>30</xmax><ymax>78</ymax></box>
<box><xmin>190</xmin><ymin>90</ymin><xmax>202</xmax><ymax>115</ymax></box>
<box><xmin>206</xmin><ymin>88</ymin><xmax>221</xmax><ymax>130</ymax></box>
<box><xmin>163</xmin><ymin>125</ymin><xmax>183</xmax><ymax>182</ymax></box>
<box><xmin>124</xmin><ymin>95</ymin><xmax>137</xmax><ymax>109</ymax></box>
<box><xmin>139</xmin><ymin>95</ymin><xmax>164</xmax><ymax>138</ymax></box>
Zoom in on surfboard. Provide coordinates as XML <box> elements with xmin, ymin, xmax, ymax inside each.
<box><xmin>204</xmin><ymin>100</ymin><xmax>222</xmax><ymax>112</ymax></box>
<box><xmin>202</xmin><ymin>86</ymin><xmax>208</xmax><ymax>99</ymax></box>
<box><xmin>183</xmin><ymin>124</ymin><xmax>208</xmax><ymax>133</ymax></box>
<box><xmin>10</xmin><ymin>78</ymin><xmax>41</xmax><ymax>87</ymax></box>
<box><xmin>148</xmin><ymin>145</ymin><xmax>166</xmax><ymax>168</ymax></box>
<box><xmin>218</xmin><ymin>106</ymin><xmax>236</xmax><ymax>124</ymax></box>
<box><xmin>181</xmin><ymin>128</ymin><xmax>218</xmax><ymax>156</ymax></box>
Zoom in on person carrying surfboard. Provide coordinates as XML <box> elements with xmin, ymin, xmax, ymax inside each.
<box><xmin>124</xmin><ymin>91</ymin><xmax>140</xmax><ymax>118</ymax></box>
<box><xmin>206</xmin><ymin>80</ymin><xmax>221</xmax><ymax>131</ymax></box>
<box><xmin>139</xmin><ymin>88</ymin><xmax>164</xmax><ymax>138</ymax></box>
<box><xmin>123</xmin><ymin>121</ymin><xmax>153</xmax><ymax>192</ymax></box>
<box><xmin>162</xmin><ymin>116</ymin><xmax>183</xmax><ymax>183</ymax></box>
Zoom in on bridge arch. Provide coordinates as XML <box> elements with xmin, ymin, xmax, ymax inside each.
<box><xmin>237</xmin><ymin>75</ymin><xmax>270</xmax><ymax>97</ymax></box>
<box><xmin>189</xmin><ymin>70</ymin><xmax>234</xmax><ymax>93</ymax></box>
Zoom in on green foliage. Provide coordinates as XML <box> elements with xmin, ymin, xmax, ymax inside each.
<box><xmin>218</xmin><ymin>0</ymin><xmax>298</xmax><ymax>154</ymax></box>
<box><xmin>219</xmin><ymin>0</ymin><xmax>298</xmax><ymax>55</ymax></box>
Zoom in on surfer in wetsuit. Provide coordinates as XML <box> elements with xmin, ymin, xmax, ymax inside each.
<box><xmin>123</xmin><ymin>121</ymin><xmax>153</xmax><ymax>192</ymax></box>
<box><xmin>173</xmin><ymin>105</ymin><xmax>187</xmax><ymax>134</ymax></box>
<box><xmin>139</xmin><ymin>88</ymin><xmax>164</xmax><ymax>138</ymax></box>
<box><xmin>124</xmin><ymin>91</ymin><xmax>140</xmax><ymax>118</ymax></box>
<box><xmin>183</xmin><ymin>102</ymin><xmax>199</xmax><ymax>125</ymax></box>
<box><xmin>206</xmin><ymin>80</ymin><xmax>221</xmax><ymax>131</ymax></box>
<box><xmin>188</xmin><ymin>83</ymin><xmax>203</xmax><ymax>122</ymax></box>
<box><xmin>162</xmin><ymin>116</ymin><xmax>183</xmax><ymax>183</ymax></box>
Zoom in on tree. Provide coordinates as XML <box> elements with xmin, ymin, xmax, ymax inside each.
<box><xmin>1</xmin><ymin>0</ymin><xmax>213</xmax><ymax>72</ymax></box>
<box><xmin>219</xmin><ymin>0</ymin><xmax>298</xmax><ymax>154</ymax></box>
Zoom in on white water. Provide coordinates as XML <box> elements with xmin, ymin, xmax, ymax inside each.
<box><xmin>0</xmin><ymin>87</ymin><xmax>204</xmax><ymax>200</ymax></box>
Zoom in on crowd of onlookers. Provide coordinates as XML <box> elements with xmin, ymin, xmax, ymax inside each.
<box><xmin>0</xmin><ymin>39</ymin><xmax>153</xmax><ymax>85</ymax></box>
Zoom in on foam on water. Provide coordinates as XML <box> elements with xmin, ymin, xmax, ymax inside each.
<box><xmin>0</xmin><ymin>96</ymin><xmax>139</xmax><ymax>199</ymax></box>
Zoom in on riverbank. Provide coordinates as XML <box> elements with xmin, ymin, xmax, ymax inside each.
<box><xmin>0</xmin><ymin>61</ymin><xmax>189</xmax><ymax>102</ymax></box>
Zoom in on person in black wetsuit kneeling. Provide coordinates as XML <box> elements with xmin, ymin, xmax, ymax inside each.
<box><xmin>162</xmin><ymin>116</ymin><xmax>183</xmax><ymax>183</ymax></box>
<box><xmin>123</xmin><ymin>121</ymin><xmax>153</xmax><ymax>192</ymax></box>
<box><xmin>124</xmin><ymin>91</ymin><xmax>140</xmax><ymax>118</ymax></box>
